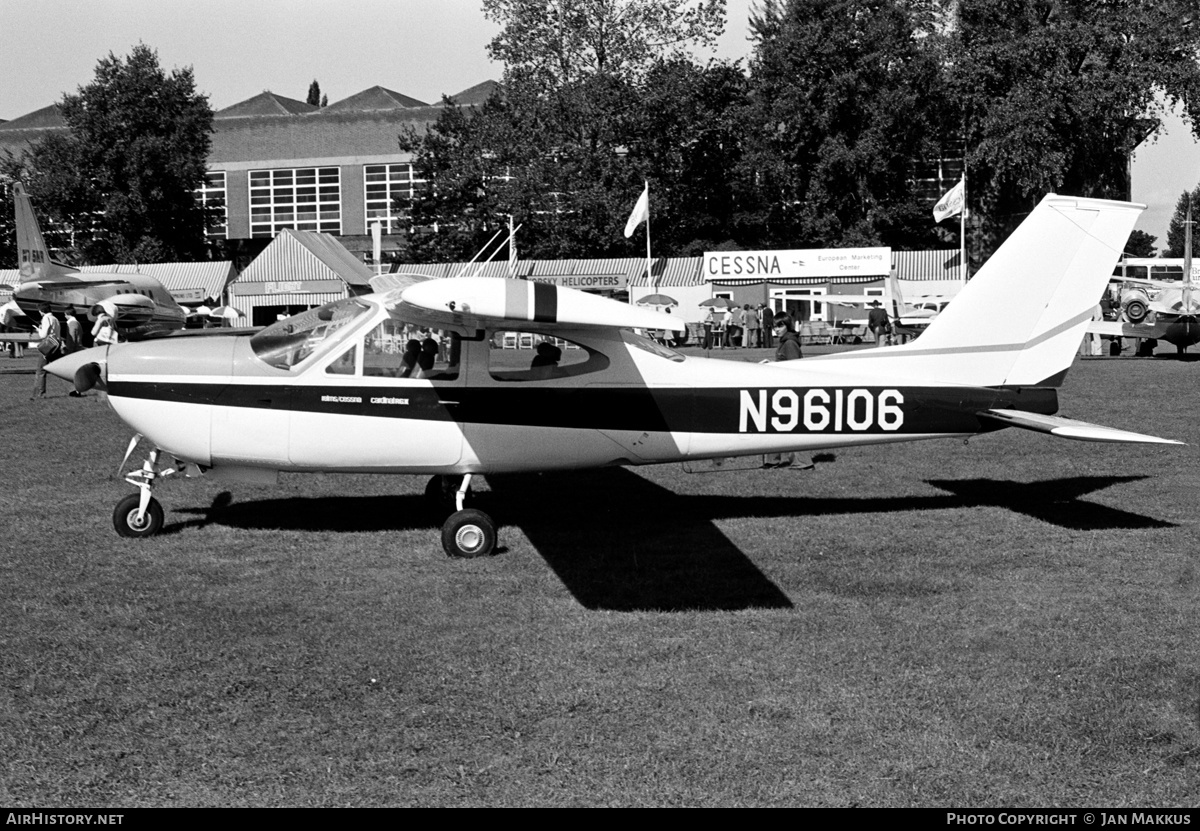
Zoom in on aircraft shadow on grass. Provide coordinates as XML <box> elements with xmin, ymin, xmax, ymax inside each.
<box><xmin>171</xmin><ymin>470</ymin><xmax>1172</xmax><ymax>613</ymax></box>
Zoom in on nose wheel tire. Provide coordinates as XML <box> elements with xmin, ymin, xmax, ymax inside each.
<box><xmin>441</xmin><ymin>509</ymin><xmax>497</xmax><ymax>558</ymax></box>
<box><xmin>113</xmin><ymin>494</ymin><xmax>164</xmax><ymax>538</ymax></box>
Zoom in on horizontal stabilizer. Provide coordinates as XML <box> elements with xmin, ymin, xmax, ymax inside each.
<box><xmin>979</xmin><ymin>409</ymin><xmax>1183</xmax><ymax>445</ymax></box>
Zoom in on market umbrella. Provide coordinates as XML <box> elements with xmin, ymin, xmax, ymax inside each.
<box><xmin>636</xmin><ymin>293</ymin><xmax>678</xmax><ymax>307</ymax></box>
<box><xmin>188</xmin><ymin>305</ymin><xmax>213</xmax><ymax>317</ymax></box>
<box><xmin>698</xmin><ymin>297</ymin><xmax>732</xmax><ymax>309</ymax></box>
<box><xmin>209</xmin><ymin>305</ymin><xmax>246</xmax><ymax>320</ymax></box>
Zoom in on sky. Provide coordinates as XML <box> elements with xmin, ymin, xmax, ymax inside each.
<box><xmin>0</xmin><ymin>0</ymin><xmax>758</xmax><ymax>115</ymax></box>
<box><xmin>0</xmin><ymin>0</ymin><xmax>1194</xmax><ymax>240</ymax></box>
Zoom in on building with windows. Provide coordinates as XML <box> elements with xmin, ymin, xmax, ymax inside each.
<box><xmin>0</xmin><ymin>81</ymin><xmax>498</xmax><ymax>271</ymax></box>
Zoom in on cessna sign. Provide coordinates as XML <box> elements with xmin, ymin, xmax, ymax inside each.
<box><xmin>703</xmin><ymin>247</ymin><xmax>890</xmax><ymax>281</ymax></box>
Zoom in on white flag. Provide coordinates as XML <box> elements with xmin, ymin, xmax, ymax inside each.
<box><xmin>624</xmin><ymin>183</ymin><xmax>649</xmax><ymax>238</ymax></box>
<box><xmin>507</xmin><ymin>215</ymin><xmax>518</xmax><ymax>278</ymax></box>
<box><xmin>933</xmin><ymin>179</ymin><xmax>965</xmax><ymax>223</ymax></box>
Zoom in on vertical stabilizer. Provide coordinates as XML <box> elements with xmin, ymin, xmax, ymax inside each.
<box><xmin>13</xmin><ymin>182</ymin><xmax>76</xmax><ymax>283</ymax></box>
<box><xmin>890</xmin><ymin>194</ymin><xmax>1141</xmax><ymax>387</ymax></box>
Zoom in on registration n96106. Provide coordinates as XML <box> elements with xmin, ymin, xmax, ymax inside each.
<box><xmin>739</xmin><ymin>388</ymin><xmax>904</xmax><ymax>433</ymax></box>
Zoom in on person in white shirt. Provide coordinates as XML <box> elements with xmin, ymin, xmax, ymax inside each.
<box><xmin>31</xmin><ymin>304</ymin><xmax>61</xmax><ymax>399</ymax></box>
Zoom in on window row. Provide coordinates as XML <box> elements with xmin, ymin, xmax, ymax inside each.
<box><xmin>197</xmin><ymin>164</ymin><xmax>427</xmax><ymax>239</ymax></box>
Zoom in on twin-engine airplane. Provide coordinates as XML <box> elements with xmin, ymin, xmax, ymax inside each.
<box><xmin>10</xmin><ymin>182</ymin><xmax>187</xmax><ymax>338</ymax></box>
<box><xmin>48</xmin><ymin>194</ymin><xmax>1182</xmax><ymax>557</ymax></box>
<box><xmin>1087</xmin><ymin>200</ymin><xmax>1200</xmax><ymax>353</ymax></box>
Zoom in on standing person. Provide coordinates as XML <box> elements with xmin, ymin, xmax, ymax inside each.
<box><xmin>31</xmin><ymin>304</ymin><xmax>61</xmax><ymax>400</ymax></box>
<box><xmin>730</xmin><ymin>303</ymin><xmax>745</xmax><ymax>348</ymax></box>
<box><xmin>703</xmin><ymin>307</ymin><xmax>715</xmax><ymax>349</ymax></box>
<box><xmin>761</xmin><ymin>305</ymin><xmax>774</xmax><ymax>349</ymax></box>
<box><xmin>721</xmin><ymin>305</ymin><xmax>733</xmax><ymax>348</ymax></box>
<box><xmin>64</xmin><ymin>314</ymin><xmax>82</xmax><ymax>351</ymax></box>
<box><xmin>867</xmin><ymin>300</ymin><xmax>891</xmax><ymax>346</ymax></box>
<box><xmin>773</xmin><ymin>313</ymin><xmax>803</xmax><ymax>361</ymax></box>
<box><xmin>744</xmin><ymin>304</ymin><xmax>759</xmax><ymax>349</ymax></box>
<box><xmin>763</xmin><ymin>313</ymin><xmax>802</xmax><ymax>468</ymax></box>
<box><xmin>92</xmin><ymin>306</ymin><xmax>118</xmax><ymax>346</ymax></box>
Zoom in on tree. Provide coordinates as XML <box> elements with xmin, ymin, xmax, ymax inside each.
<box><xmin>1163</xmin><ymin>186</ymin><xmax>1200</xmax><ymax>258</ymax></box>
<box><xmin>945</xmin><ymin>0</ymin><xmax>1200</xmax><ymax>261</ymax></box>
<box><xmin>1125</xmin><ymin>229</ymin><xmax>1157</xmax><ymax>258</ymax></box>
<box><xmin>16</xmin><ymin>44</ymin><xmax>215</xmax><ymax>264</ymax></box>
<box><xmin>398</xmin><ymin>1</ymin><xmax>739</xmax><ymax>261</ymax></box>
<box><xmin>307</xmin><ymin>79</ymin><xmax>327</xmax><ymax>108</ymax></box>
<box><xmin>739</xmin><ymin>0</ymin><xmax>950</xmax><ymax>249</ymax></box>
<box><xmin>483</xmin><ymin>0</ymin><xmax>726</xmax><ymax>86</ymax></box>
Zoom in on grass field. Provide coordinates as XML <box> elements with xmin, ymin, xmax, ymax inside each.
<box><xmin>1</xmin><ymin>347</ymin><xmax>1197</xmax><ymax>807</ymax></box>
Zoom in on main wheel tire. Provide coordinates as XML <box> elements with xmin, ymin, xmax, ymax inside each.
<box><xmin>113</xmin><ymin>493</ymin><xmax>164</xmax><ymax>538</ymax></box>
<box><xmin>441</xmin><ymin>509</ymin><xmax>497</xmax><ymax>558</ymax></box>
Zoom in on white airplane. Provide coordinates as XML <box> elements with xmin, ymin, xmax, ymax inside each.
<box><xmin>1087</xmin><ymin>200</ymin><xmax>1200</xmax><ymax>353</ymax></box>
<box><xmin>9</xmin><ymin>182</ymin><xmax>187</xmax><ymax>339</ymax></box>
<box><xmin>47</xmin><ymin>194</ymin><xmax>1182</xmax><ymax>557</ymax></box>
<box><xmin>825</xmin><ymin>273</ymin><xmax>953</xmax><ymax>341</ymax></box>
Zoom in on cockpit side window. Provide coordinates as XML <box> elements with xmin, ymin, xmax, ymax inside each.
<box><xmin>251</xmin><ymin>299</ymin><xmax>371</xmax><ymax>371</ymax></box>
<box><xmin>336</xmin><ymin>319</ymin><xmax>460</xmax><ymax>380</ymax></box>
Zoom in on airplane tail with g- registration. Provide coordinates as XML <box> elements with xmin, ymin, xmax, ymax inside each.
<box><xmin>10</xmin><ymin>182</ymin><xmax>187</xmax><ymax>337</ymax></box>
<box><xmin>14</xmin><ymin>181</ymin><xmax>78</xmax><ymax>283</ymax></box>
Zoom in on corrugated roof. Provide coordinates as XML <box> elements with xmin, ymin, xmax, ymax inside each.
<box><xmin>449</xmin><ymin>260</ymin><xmax>529</xmax><ymax>279</ymax></box>
<box><xmin>894</xmin><ymin>249</ymin><xmax>963</xmax><ymax>281</ymax></box>
<box><xmin>322</xmin><ymin>86</ymin><xmax>428</xmax><ymax>113</ymax></box>
<box><xmin>628</xmin><ymin>257</ymin><xmax>704</xmax><ymax>287</ymax></box>
<box><xmin>216</xmin><ymin>92</ymin><xmax>318</xmax><ymax>118</ymax></box>
<box><xmin>77</xmin><ymin>261</ymin><xmax>235</xmax><ymax>299</ymax></box>
<box><xmin>390</xmin><ymin>263</ymin><xmax>451</xmax><ymax>279</ymax></box>
<box><xmin>236</xmin><ymin>229</ymin><xmax>373</xmax><ymax>287</ymax></box>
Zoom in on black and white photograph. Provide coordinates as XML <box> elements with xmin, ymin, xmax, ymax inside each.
<box><xmin>1</xmin><ymin>0</ymin><xmax>1198</xmax><ymax>810</ymax></box>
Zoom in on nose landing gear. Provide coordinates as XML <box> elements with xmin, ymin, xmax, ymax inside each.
<box><xmin>112</xmin><ymin>439</ymin><xmax>196</xmax><ymax>538</ymax></box>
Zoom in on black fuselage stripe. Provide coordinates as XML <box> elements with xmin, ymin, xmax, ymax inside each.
<box><xmin>532</xmin><ymin>281</ymin><xmax>557</xmax><ymax>323</ymax></box>
<box><xmin>108</xmin><ymin>381</ymin><xmax>1058</xmax><ymax>436</ymax></box>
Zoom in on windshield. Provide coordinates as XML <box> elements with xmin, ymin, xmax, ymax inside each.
<box><xmin>251</xmin><ymin>299</ymin><xmax>372</xmax><ymax>370</ymax></box>
<box><xmin>624</xmin><ymin>329</ymin><xmax>685</xmax><ymax>361</ymax></box>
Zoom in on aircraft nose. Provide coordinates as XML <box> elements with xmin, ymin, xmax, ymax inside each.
<box><xmin>46</xmin><ymin>345</ymin><xmax>107</xmax><ymax>390</ymax></box>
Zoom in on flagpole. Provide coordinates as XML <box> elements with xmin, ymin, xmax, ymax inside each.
<box><xmin>645</xmin><ymin>207</ymin><xmax>653</xmax><ymax>291</ymax></box>
<box><xmin>960</xmin><ymin>159</ymin><xmax>968</xmax><ymax>285</ymax></box>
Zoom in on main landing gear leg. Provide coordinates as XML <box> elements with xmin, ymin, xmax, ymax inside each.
<box><xmin>440</xmin><ymin>473</ymin><xmax>498</xmax><ymax>558</ymax></box>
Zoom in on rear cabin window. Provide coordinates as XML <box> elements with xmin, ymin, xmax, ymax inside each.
<box><xmin>487</xmin><ymin>331</ymin><xmax>607</xmax><ymax>381</ymax></box>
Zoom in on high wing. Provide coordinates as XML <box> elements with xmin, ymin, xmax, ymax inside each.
<box><xmin>388</xmin><ymin>276</ymin><xmax>687</xmax><ymax>334</ymax></box>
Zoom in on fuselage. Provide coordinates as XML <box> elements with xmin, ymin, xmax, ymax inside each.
<box><xmin>14</xmin><ymin>272</ymin><xmax>187</xmax><ymax>337</ymax></box>
<box><xmin>57</xmin><ymin>295</ymin><xmax>1058</xmax><ymax>477</ymax></box>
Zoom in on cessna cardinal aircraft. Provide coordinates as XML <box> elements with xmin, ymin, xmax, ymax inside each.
<box><xmin>1087</xmin><ymin>200</ymin><xmax>1200</xmax><ymax>353</ymax></box>
<box><xmin>47</xmin><ymin>194</ymin><xmax>1182</xmax><ymax>558</ymax></box>
<box><xmin>10</xmin><ymin>182</ymin><xmax>187</xmax><ymax>338</ymax></box>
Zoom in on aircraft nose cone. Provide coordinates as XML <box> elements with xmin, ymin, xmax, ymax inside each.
<box><xmin>46</xmin><ymin>345</ymin><xmax>107</xmax><ymax>386</ymax></box>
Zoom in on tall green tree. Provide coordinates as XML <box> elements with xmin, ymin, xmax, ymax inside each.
<box><xmin>946</xmin><ymin>0</ymin><xmax>1200</xmax><ymax>260</ymax></box>
<box><xmin>398</xmin><ymin>0</ymin><xmax>735</xmax><ymax>261</ymax></box>
<box><xmin>1164</xmin><ymin>185</ymin><xmax>1200</xmax><ymax>258</ymax></box>
<box><xmin>740</xmin><ymin>0</ymin><xmax>950</xmax><ymax>249</ymax></box>
<box><xmin>17</xmin><ymin>44</ymin><xmax>214</xmax><ymax>264</ymax></box>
